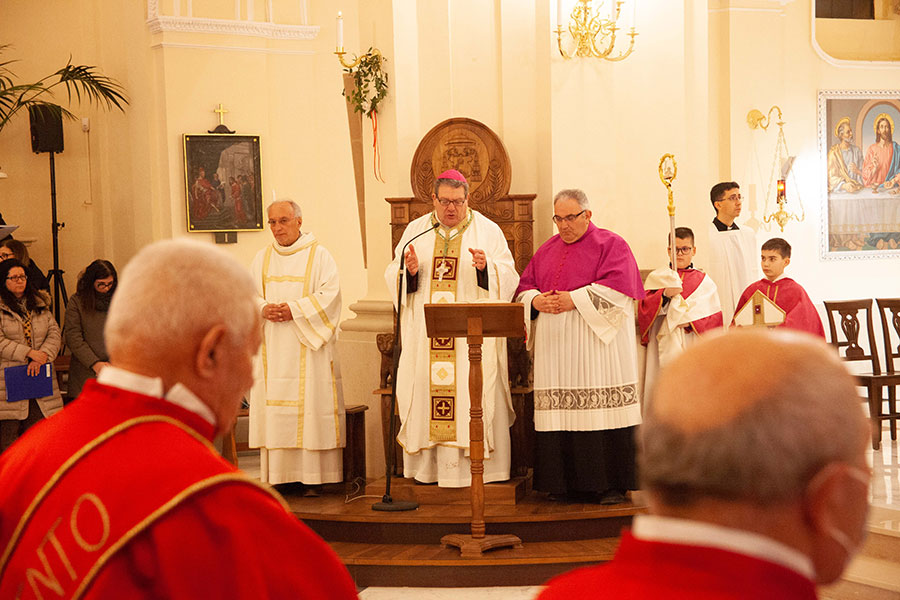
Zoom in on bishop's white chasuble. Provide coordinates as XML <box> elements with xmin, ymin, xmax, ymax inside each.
<box><xmin>385</xmin><ymin>210</ymin><xmax>519</xmax><ymax>487</ymax></box>
<box><xmin>249</xmin><ymin>232</ymin><xmax>345</xmax><ymax>485</ymax></box>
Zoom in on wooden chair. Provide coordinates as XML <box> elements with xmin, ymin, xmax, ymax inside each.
<box><xmin>823</xmin><ymin>300</ymin><xmax>900</xmax><ymax>450</ymax></box>
<box><xmin>875</xmin><ymin>298</ymin><xmax>900</xmax><ymax>443</ymax></box>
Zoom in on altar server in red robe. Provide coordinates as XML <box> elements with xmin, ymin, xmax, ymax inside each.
<box><xmin>0</xmin><ymin>240</ymin><xmax>358</xmax><ymax>600</ymax></box>
<box><xmin>732</xmin><ymin>237</ymin><xmax>826</xmax><ymax>338</ymax></box>
<box><xmin>540</xmin><ymin>330</ymin><xmax>871</xmax><ymax>599</ymax></box>
<box><xmin>638</xmin><ymin>226</ymin><xmax>723</xmax><ymax>397</ymax></box>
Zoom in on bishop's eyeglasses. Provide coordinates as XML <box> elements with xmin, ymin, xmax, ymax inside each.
<box><xmin>552</xmin><ymin>210</ymin><xmax>586</xmax><ymax>224</ymax></box>
<box><xmin>436</xmin><ymin>198</ymin><xmax>466</xmax><ymax>207</ymax></box>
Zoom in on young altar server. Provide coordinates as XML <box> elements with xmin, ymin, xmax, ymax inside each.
<box><xmin>639</xmin><ymin>227</ymin><xmax>723</xmax><ymax>397</ymax></box>
<box><xmin>732</xmin><ymin>237</ymin><xmax>825</xmax><ymax>338</ymax></box>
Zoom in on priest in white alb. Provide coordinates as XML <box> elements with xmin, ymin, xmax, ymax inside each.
<box><xmin>706</xmin><ymin>182</ymin><xmax>757</xmax><ymax>325</ymax></box>
<box><xmin>249</xmin><ymin>199</ymin><xmax>344</xmax><ymax>488</ymax></box>
<box><xmin>384</xmin><ymin>169</ymin><xmax>519</xmax><ymax>488</ymax></box>
<box><xmin>516</xmin><ymin>189</ymin><xmax>645</xmax><ymax>505</ymax></box>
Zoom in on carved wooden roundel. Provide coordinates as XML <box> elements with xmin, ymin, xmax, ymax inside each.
<box><xmin>410</xmin><ymin>117</ymin><xmax>512</xmax><ymax>206</ymax></box>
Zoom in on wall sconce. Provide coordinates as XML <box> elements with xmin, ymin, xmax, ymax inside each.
<box><xmin>334</xmin><ymin>11</ymin><xmax>382</xmax><ymax>69</ymax></box>
<box><xmin>556</xmin><ymin>0</ymin><xmax>637</xmax><ymax>61</ymax></box>
<box><xmin>747</xmin><ymin>106</ymin><xmax>804</xmax><ymax>232</ymax></box>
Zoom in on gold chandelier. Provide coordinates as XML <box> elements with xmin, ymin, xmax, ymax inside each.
<box><xmin>747</xmin><ymin>106</ymin><xmax>804</xmax><ymax>232</ymax></box>
<box><xmin>556</xmin><ymin>0</ymin><xmax>637</xmax><ymax>61</ymax></box>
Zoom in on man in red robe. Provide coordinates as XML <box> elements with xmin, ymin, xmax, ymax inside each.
<box><xmin>732</xmin><ymin>237</ymin><xmax>825</xmax><ymax>338</ymax></box>
<box><xmin>0</xmin><ymin>240</ymin><xmax>358</xmax><ymax>599</ymax></box>
<box><xmin>540</xmin><ymin>330</ymin><xmax>871</xmax><ymax>599</ymax></box>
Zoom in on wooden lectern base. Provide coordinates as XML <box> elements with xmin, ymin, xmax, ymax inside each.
<box><xmin>440</xmin><ymin>533</ymin><xmax>523</xmax><ymax>558</ymax></box>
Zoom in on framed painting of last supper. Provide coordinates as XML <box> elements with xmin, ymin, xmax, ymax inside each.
<box><xmin>183</xmin><ymin>134</ymin><xmax>263</xmax><ymax>233</ymax></box>
<box><xmin>819</xmin><ymin>90</ymin><xmax>900</xmax><ymax>259</ymax></box>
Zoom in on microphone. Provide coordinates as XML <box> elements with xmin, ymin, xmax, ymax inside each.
<box><xmin>373</xmin><ymin>220</ymin><xmax>440</xmax><ymax>512</ymax></box>
<box><xmin>399</xmin><ymin>221</ymin><xmax>440</xmax><ymax>280</ymax></box>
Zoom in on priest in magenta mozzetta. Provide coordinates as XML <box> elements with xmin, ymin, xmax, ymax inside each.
<box><xmin>515</xmin><ymin>189</ymin><xmax>644</xmax><ymax>505</ymax></box>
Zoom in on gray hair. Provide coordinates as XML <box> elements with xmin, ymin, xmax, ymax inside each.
<box><xmin>553</xmin><ymin>189</ymin><xmax>590</xmax><ymax>211</ymax></box>
<box><xmin>433</xmin><ymin>178</ymin><xmax>469</xmax><ymax>197</ymax></box>
<box><xmin>105</xmin><ymin>239</ymin><xmax>258</xmax><ymax>358</ymax></box>
<box><xmin>267</xmin><ymin>199</ymin><xmax>302</xmax><ymax>218</ymax></box>
<box><xmin>640</xmin><ymin>341</ymin><xmax>864</xmax><ymax>506</ymax></box>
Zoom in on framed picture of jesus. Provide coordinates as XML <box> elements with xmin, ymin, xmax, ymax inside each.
<box><xmin>818</xmin><ymin>90</ymin><xmax>900</xmax><ymax>259</ymax></box>
<box><xmin>183</xmin><ymin>134</ymin><xmax>264</xmax><ymax>233</ymax></box>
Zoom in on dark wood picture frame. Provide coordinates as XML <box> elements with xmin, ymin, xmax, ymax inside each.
<box><xmin>183</xmin><ymin>134</ymin><xmax>263</xmax><ymax>233</ymax></box>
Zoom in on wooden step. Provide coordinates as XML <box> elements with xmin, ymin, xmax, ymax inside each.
<box><xmin>364</xmin><ymin>476</ymin><xmax>528</xmax><ymax>505</ymax></box>
<box><xmin>331</xmin><ymin>538</ymin><xmax>618</xmax><ymax>587</ymax></box>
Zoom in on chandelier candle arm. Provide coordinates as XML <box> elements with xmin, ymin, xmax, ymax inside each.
<box><xmin>556</xmin><ymin>0</ymin><xmax>637</xmax><ymax>61</ymax></box>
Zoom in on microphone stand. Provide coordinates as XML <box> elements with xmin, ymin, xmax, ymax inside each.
<box><xmin>372</xmin><ymin>222</ymin><xmax>438</xmax><ymax>512</ymax></box>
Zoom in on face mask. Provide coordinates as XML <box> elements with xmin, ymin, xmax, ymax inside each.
<box><xmin>809</xmin><ymin>464</ymin><xmax>869</xmax><ymax>578</ymax></box>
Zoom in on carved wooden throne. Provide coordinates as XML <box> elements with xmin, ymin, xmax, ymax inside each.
<box><xmin>376</xmin><ymin>117</ymin><xmax>536</xmax><ymax>478</ymax></box>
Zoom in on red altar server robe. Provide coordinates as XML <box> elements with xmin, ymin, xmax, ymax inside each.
<box><xmin>538</xmin><ymin>532</ymin><xmax>817</xmax><ymax>600</ymax></box>
<box><xmin>733</xmin><ymin>277</ymin><xmax>826</xmax><ymax>339</ymax></box>
<box><xmin>638</xmin><ymin>268</ymin><xmax>724</xmax><ymax>345</ymax></box>
<box><xmin>0</xmin><ymin>380</ymin><xmax>358</xmax><ymax>600</ymax></box>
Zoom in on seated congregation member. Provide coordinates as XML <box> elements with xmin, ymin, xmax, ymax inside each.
<box><xmin>0</xmin><ymin>239</ymin><xmax>50</xmax><ymax>300</ymax></box>
<box><xmin>0</xmin><ymin>259</ymin><xmax>62</xmax><ymax>453</ymax></box>
<box><xmin>64</xmin><ymin>259</ymin><xmax>117</xmax><ymax>400</ymax></box>
<box><xmin>732</xmin><ymin>237</ymin><xmax>825</xmax><ymax>338</ymax></box>
<box><xmin>639</xmin><ymin>227</ymin><xmax>723</xmax><ymax>398</ymax></box>
<box><xmin>0</xmin><ymin>240</ymin><xmax>358</xmax><ymax>599</ymax></box>
<box><xmin>540</xmin><ymin>330</ymin><xmax>871</xmax><ymax>599</ymax></box>
<box><xmin>515</xmin><ymin>189</ymin><xmax>644</xmax><ymax>505</ymax></box>
<box><xmin>384</xmin><ymin>170</ymin><xmax>519</xmax><ymax>487</ymax></box>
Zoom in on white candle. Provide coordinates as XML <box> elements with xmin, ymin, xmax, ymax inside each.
<box><xmin>272</xmin><ymin>189</ymin><xmax>277</xmax><ymax>203</ymax></box>
<box><xmin>336</xmin><ymin>11</ymin><xmax>344</xmax><ymax>51</ymax></box>
<box><xmin>557</xmin><ymin>0</ymin><xmax>564</xmax><ymax>28</ymax></box>
<box><xmin>610</xmin><ymin>0</ymin><xmax>616</xmax><ymax>22</ymax></box>
<box><xmin>629</xmin><ymin>0</ymin><xmax>635</xmax><ymax>28</ymax></box>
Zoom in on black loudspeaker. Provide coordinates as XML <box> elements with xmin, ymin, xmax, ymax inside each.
<box><xmin>29</xmin><ymin>106</ymin><xmax>64</xmax><ymax>154</ymax></box>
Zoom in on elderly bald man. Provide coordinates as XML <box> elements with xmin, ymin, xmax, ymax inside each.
<box><xmin>0</xmin><ymin>240</ymin><xmax>357</xmax><ymax>599</ymax></box>
<box><xmin>540</xmin><ymin>330</ymin><xmax>870</xmax><ymax>599</ymax></box>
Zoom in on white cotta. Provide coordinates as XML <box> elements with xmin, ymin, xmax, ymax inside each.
<box><xmin>641</xmin><ymin>269</ymin><xmax>722</xmax><ymax>404</ymax></box>
<box><xmin>248</xmin><ymin>232</ymin><xmax>345</xmax><ymax>485</ymax></box>
<box><xmin>518</xmin><ymin>284</ymin><xmax>642</xmax><ymax>432</ymax></box>
<box><xmin>705</xmin><ymin>224</ymin><xmax>757</xmax><ymax>326</ymax></box>
<box><xmin>384</xmin><ymin>210</ymin><xmax>519</xmax><ymax>487</ymax></box>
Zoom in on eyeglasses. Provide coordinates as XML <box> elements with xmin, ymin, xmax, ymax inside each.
<box><xmin>436</xmin><ymin>198</ymin><xmax>466</xmax><ymax>207</ymax></box>
<box><xmin>673</xmin><ymin>246</ymin><xmax>694</xmax><ymax>255</ymax></box>
<box><xmin>267</xmin><ymin>218</ymin><xmax>296</xmax><ymax>227</ymax></box>
<box><xmin>552</xmin><ymin>210</ymin><xmax>586</xmax><ymax>224</ymax></box>
<box><xmin>95</xmin><ymin>281</ymin><xmax>114</xmax><ymax>290</ymax></box>
<box><xmin>0</xmin><ymin>253</ymin><xmax>14</xmax><ymax>260</ymax></box>
<box><xmin>6</xmin><ymin>274</ymin><xmax>26</xmax><ymax>282</ymax></box>
<box><xmin>720</xmin><ymin>193</ymin><xmax>742</xmax><ymax>202</ymax></box>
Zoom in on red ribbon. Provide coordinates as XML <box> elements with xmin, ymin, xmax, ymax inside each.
<box><xmin>372</xmin><ymin>109</ymin><xmax>384</xmax><ymax>183</ymax></box>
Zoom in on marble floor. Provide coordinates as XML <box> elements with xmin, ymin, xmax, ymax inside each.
<box><xmin>241</xmin><ymin>426</ymin><xmax>900</xmax><ymax>600</ymax></box>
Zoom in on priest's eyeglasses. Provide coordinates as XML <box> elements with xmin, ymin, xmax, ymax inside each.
<box><xmin>437</xmin><ymin>198</ymin><xmax>466</xmax><ymax>207</ymax></box>
<box><xmin>552</xmin><ymin>210</ymin><xmax>586</xmax><ymax>224</ymax></box>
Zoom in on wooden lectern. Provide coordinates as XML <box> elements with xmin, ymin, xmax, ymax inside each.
<box><xmin>424</xmin><ymin>302</ymin><xmax>526</xmax><ymax>557</ymax></box>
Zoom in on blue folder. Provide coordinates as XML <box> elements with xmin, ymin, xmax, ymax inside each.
<box><xmin>4</xmin><ymin>363</ymin><xmax>53</xmax><ymax>402</ymax></box>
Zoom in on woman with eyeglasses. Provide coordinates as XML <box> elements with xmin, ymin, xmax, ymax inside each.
<box><xmin>0</xmin><ymin>239</ymin><xmax>51</xmax><ymax>299</ymax></box>
<box><xmin>0</xmin><ymin>259</ymin><xmax>63</xmax><ymax>452</ymax></box>
<box><xmin>63</xmin><ymin>260</ymin><xmax>117</xmax><ymax>400</ymax></box>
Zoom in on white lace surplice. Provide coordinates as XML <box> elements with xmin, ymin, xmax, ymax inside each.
<box><xmin>519</xmin><ymin>284</ymin><xmax>642</xmax><ymax>432</ymax></box>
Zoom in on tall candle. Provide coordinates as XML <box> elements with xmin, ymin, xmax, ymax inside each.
<box><xmin>557</xmin><ymin>1</ymin><xmax>564</xmax><ymax>28</ymax></box>
<box><xmin>629</xmin><ymin>0</ymin><xmax>635</xmax><ymax>28</ymax></box>
<box><xmin>336</xmin><ymin>11</ymin><xmax>344</xmax><ymax>51</ymax></box>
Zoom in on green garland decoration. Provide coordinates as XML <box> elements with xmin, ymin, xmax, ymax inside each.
<box><xmin>342</xmin><ymin>49</ymin><xmax>388</xmax><ymax>119</ymax></box>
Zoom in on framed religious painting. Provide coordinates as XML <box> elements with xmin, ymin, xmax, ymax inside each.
<box><xmin>183</xmin><ymin>134</ymin><xmax>264</xmax><ymax>233</ymax></box>
<box><xmin>818</xmin><ymin>90</ymin><xmax>900</xmax><ymax>259</ymax></box>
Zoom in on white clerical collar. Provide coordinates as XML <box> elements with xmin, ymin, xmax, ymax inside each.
<box><xmin>632</xmin><ymin>514</ymin><xmax>814</xmax><ymax>580</ymax></box>
<box><xmin>97</xmin><ymin>366</ymin><xmax>217</xmax><ymax>427</ymax></box>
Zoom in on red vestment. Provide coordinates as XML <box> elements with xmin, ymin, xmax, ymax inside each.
<box><xmin>0</xmin><ymin>380</ymin><xmax>358</xmax><ymax>600</ymax></box>
<box><xmin>539</xmin><ymin>531</ymin><xmax>817</xmax><ymax>600</ymax></box>
<box><xmin>638</xmin><ymin>268</ymin><xmax>723</xmax><ymax>345</ymax></box>
<box><xmin>733</xmin><ymin>277</ymin><xmax>825</xmax><ymax>338</ymax></box>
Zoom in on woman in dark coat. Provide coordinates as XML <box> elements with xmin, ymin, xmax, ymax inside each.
<box><xmin>63</xmin><ymin>260</ymin><xmax>117</xmax><ymax>400</ymax></box>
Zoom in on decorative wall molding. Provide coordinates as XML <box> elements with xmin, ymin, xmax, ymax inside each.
<box><xmin>810</xmin><ymin>0</ymin><xmax>900</xmax><ymax>70</ymax></box>
<box><xmin>147</xmin><ymin>0</ymin><xmax>319</xmax><ymax>40</ymax></box>
<box><xmin>150</xmin><ymin>42</ymin><xmax>315</xmax><ymax>55</ymax></box>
